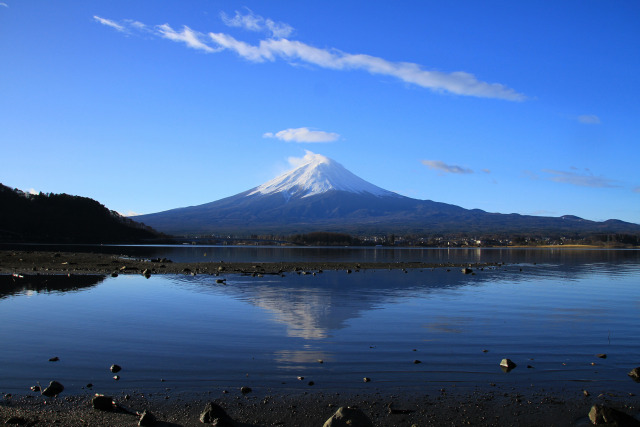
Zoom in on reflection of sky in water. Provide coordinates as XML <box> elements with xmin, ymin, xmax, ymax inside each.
<box><xmin>1</xmin><ymin>249</ymin><xmax>639</xmax><ymax>395</ymax></box>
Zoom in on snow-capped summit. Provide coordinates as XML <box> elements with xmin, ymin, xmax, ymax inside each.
<box><xmin>248</xmin><ymin>151</ymin><xmax>398</xmax><ymax>199</ymax></box>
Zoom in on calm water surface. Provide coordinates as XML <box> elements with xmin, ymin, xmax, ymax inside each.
<box><xmin>1</xmin><ymin>248</ymin><xmax>639</xmax><ymax>397</ymax></box>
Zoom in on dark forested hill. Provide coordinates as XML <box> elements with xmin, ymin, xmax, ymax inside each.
<box><xmin>0</xmin><ymin>184</ymin><xmax>162</xmax><ymax>243</ymax></box>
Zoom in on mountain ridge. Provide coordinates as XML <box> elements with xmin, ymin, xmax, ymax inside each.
<box><xmin>135</xmin><ymin>153</ymin><xmax>640</xmax><ymax>236</ymax></box>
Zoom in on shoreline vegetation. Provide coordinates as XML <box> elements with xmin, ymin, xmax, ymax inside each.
<box><xmin>2</xmin><ymin>249</ymin><xmax>640</xmax><ymax>426</ymax></box>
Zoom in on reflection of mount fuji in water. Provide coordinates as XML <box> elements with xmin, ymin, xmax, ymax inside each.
<box><xmin>173</xmin><ymin>257</ymin><xmax>638</xmax><ymax>341</ymax></box>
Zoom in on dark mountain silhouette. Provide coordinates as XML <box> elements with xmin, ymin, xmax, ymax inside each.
<box><xmin>0</xmin><ymin>184</ymin><xmax>162</xmax><ymax>243</ymax></box>
<box><xmin>135</xmin><ymin>153</ymin><xmax>640</xmax><ymax>237</ymax></box>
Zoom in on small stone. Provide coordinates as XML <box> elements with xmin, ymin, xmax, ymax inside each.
<box><xmin>628</xmin><ymin>367</ymin><xmax>640</xmax><ymax>380</ymax></box>
<box><xmin>240</xmin><ymin>386</ymin><xmax>252</xmax><ymax>394</ymax></box>
<box><xmin>111</xmin><ymin>272</ymin><xmax>118</xmax><ymax>277</ymax></box>
<box><xmin>413</xmin><ymin>360</ymin><xmax>422</xmax><ymax>364</ymax></box>
<box><xmin>596</xmin><ymin>353</ymin><xmax>607</xmax><ymax>359</ymax></box>
<box><xmin>297</xmin><ymin>376</ymin><xmax>304</xmax><ymax>381</ymax></box>
<box><xmin>461</xmin><ymin>267</ymin><xmax>473</xmax><ymax>274</ymax></box>
<box><xmin>363</xmin><ymin>377</ymin><xmax>371</xmax><ymax>383</ymax></box>
<box><xmin>41</xmin><ymin>380</ymin><xmax>64</xmax><ymax>397</ymax></box>
<box><xmin>138</xmin><ymin>410</ymin><xmax>157</xmax><ymax>426</ymax></box>
<box><xmin>500</xmin><ymin>358</ymin><xmax>517</xmax><ymax>372</ymax></box>
<box><xmin>308</xmin><ymin>381</ymin><xmax>315</xmax><ymax>386</ymax></box>
<box><xmin>30</xmin><ymin>385</ymin><xmax>40</xmax><ymax>392</ymax></box>
<box><xmin>5</xmin><ymin>416</ymin><xmax>29</xmax><ymax>425</ymax></box>
<box><xmin>142</xmin><ymin>269</ymin><xmax>151</xmax><ymax>278</ymax></box>
<box><xmin>92</xmin><ymin>394</ymin><xmax>114</xmax><ymax>411</ymax></box>
<box><xmin>113</xmin><ymin>375</ymin><xmax>120</xmax><ymax>380</ymax></box>
<box><xmin>583</xmin><ymin>390</ymin><xmax>590</xmax><ymax>397</ymax></box>
<box><xmin>48</xmin><ymin>356</ymin><xmax>59</xmax><ymax>362</ymax></box>
<box><xmin>110</xmin><ymin>364</ymin><xmax>122</xmax><ymax>373</ymax></box>
<box><xmin>323</xmin><ymin>406</ymin><xmax>373</xmax><ymax>427</ymax></box>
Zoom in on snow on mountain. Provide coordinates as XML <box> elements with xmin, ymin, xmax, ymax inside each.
<box><xmin>248</xmin><ymin>152</ymin><xmax>399</xmax><ymax>199</ymax></box>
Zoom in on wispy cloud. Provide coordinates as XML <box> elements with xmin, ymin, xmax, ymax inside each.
<box><xmin>287</xmin><ymin>150</ymin><xmax>327</xmax><ymax>168</ymax></box>
<box><xmin>93</xmin><ymin>11</ymin><xmax>525</xmax><ymax>101</ymax></box>
<box><xmin>422</xmin><ymin>160</ymin><xmax>473</xmax><ymax>174</ymax></box>
<box><xmin>221</xmin><ymin>8</ymin><xmax>293</xmax><ymax>38</ymax></box>
<box><xmin>93</xmin><ymin>15</ymin><xmax>126</xmax><ymax>32</ymax></box>
<box><xmin>156</xmin><ymin>24</ymin><xmax>219</xmax><ymax>53</ymax></box>
<box><xmin>633</xmin><ymin>186</ymin><xmax>640</xmax><ymax>194</ymax></box>
<box><xmin>541</xmin><ymin>169</ymin><xmax>619</xmax><ymax>188</ymax></box>
<box><xmin>0</xmin><ymin>2</ymin><xmax>8</xmax><ymax>8</ymax></box>
<box><xmin>264</xmin><ymin>127</ymin><xmax>340</xmax><ymax>143</ymax></box>
<box><xmin>577</xmin><ymin>114</ymin><xmax>601</xmax><ymax>124</ymax></box>
<box><xmin>207</xmin><ymin>34</ymin><xmax>525</xmax><ymax>100</ymax></box>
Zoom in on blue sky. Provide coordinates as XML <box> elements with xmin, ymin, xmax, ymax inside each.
<box><xmin>1</xmin><ymin>1</ymin><xmax>639</xmax><ymax>224</ymax></box>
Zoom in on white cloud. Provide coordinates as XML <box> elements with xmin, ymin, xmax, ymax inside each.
<box><xmin>94</xmin><ymin>15</ymin><xmax>126</xmax><ymax>33</ymax></box>
<box><xmin>221</xmin><ymin>9</ymin><xmax>293</xmax><ymax>38</ymax></box>
<box><xmin>422</xmin><ymin>160</ymin><xmax>473</xmax><ymax>174</ymax></box>
<box><xmin>0</xmin><ymin>2</ymin><xmax>8</xmax><ymax>7</ymax></box>
<box><xmin>207</xmin><ymin>34</ymin><xmax>525</xmax><ymax>101</ymax></box>
<box><xmin>287</xmin><ymin>150</ymin><xmax>324</xmax><ymax>168</ymax></box>
<box><xmin>264</xmin><ymin>127</ymin><xmax>340</xmax><ymax>143</ymax></box>
<box><xmin>578</xmin><ymin>114</ymin><xmax>601</xmax><ymax>124</ymax></box>
<box><xmin>27</xmin><ymin>188</ymin><xmax>38</xmax><ymax>195</ymax></box>
<box><xmin>541</xmin><ymin>169</ymin><xmax>618</xmax><ymax>188</ymax></box>
<box><xmin>94</xmin><ymin>12</ymin><xmax>525</xmax><ymax>101</ymax></box>
<box><xmin>156</xmin><ymin>24</ymin><xmax>218</xmax><ymax>53</ymax></box>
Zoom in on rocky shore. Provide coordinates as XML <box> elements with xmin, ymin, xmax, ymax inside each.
<box><xmin>0</xmin><ymin>250</ymin><xmax>502</xmax><ymax>276</ymax></box>
<box><xmin>3</xmin><ymin>385</ymin><xmax>639</xmax><ymax>426</ymax></box>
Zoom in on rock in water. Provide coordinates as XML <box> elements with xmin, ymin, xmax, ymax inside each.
<box><xmin>323</xmin><ymin>407</ymin><xmax>373</xmax><ymax>427</ymax></box>
<box><xmin>138</xmin><ymin>410</ymin><xmax>157</xmax><ymax>426</ymax></box>
<box><xmin>92</xmin><ymin>394</ymin><xmax>115</xmax><ymax>411</ymax></box>
<box><xmin>110</xmin><ymin>364</ymin><xmax>122</xmax><ymax>373</ymax></box>
<box><xmin>41</xmin><ymin>380</ymin><xmax>64</xmax><ymax>397</ymax></box>
<box><xmin>500</xmin><ymin>358</ymin><xmax>517</xmax><ymax>372</ymax></box>
<box><xmin>199</xmin><ymin>402</ymin><xmax>234</xmax><ymax>425</ymax></box>
<box><xmin>588</xmin><ymin>404</ymin><xmax>640</xmax><ymax>426</ymax></box>
<box><xmin>628</xmin><ymin>367</ymin><xmax>640</xmax><ymax>381</ymax></box>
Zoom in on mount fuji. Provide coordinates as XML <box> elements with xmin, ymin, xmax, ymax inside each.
<box><xmin>136</xmin><ymin>152</ymin><xmax>640</xmax><ymax>236</ymax></box>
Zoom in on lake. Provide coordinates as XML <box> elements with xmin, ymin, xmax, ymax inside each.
<box><xmin>1</xmin><ymin>246</ymin><xmax>639</xmax><ymax>399</ymax></box>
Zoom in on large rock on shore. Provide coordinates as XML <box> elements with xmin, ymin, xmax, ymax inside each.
<box><xmin>199</xmin><ymin>402</ymin><xmax>235</xmax><ymax>425</ymax></box>
<box><xmin>588</xmin><ymin>404</ymin><xmax>640</xmax><ymax>426</ymax></box>
<box><xmin>41</xmin><ymin>380</ymin><xmax>64</xmax><ymax>397</ymax></box>
<box><xmin>323</xmin><ymin>407</ymin><xmax>373</xmax><ymax>427</ymax></box>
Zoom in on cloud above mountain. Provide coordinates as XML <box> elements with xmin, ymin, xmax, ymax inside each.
<box><xmin>542</xmin><ymin>169</ymin><xmax>619</xmax><ymax>188</ymax></box>
<box><xmin>263</xmin><ymin>127</ymin><xmax>340</xmax><ymax>143</ymax></box>
<box><xmin>422</xmin><ymin>160</ymin><xmax>473</xmax><ymax>174</ymax></box>
<box><xmin>94</xmin><ymin>10</ymin><xmax>525</xmax><ymax>101</ymax></box>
